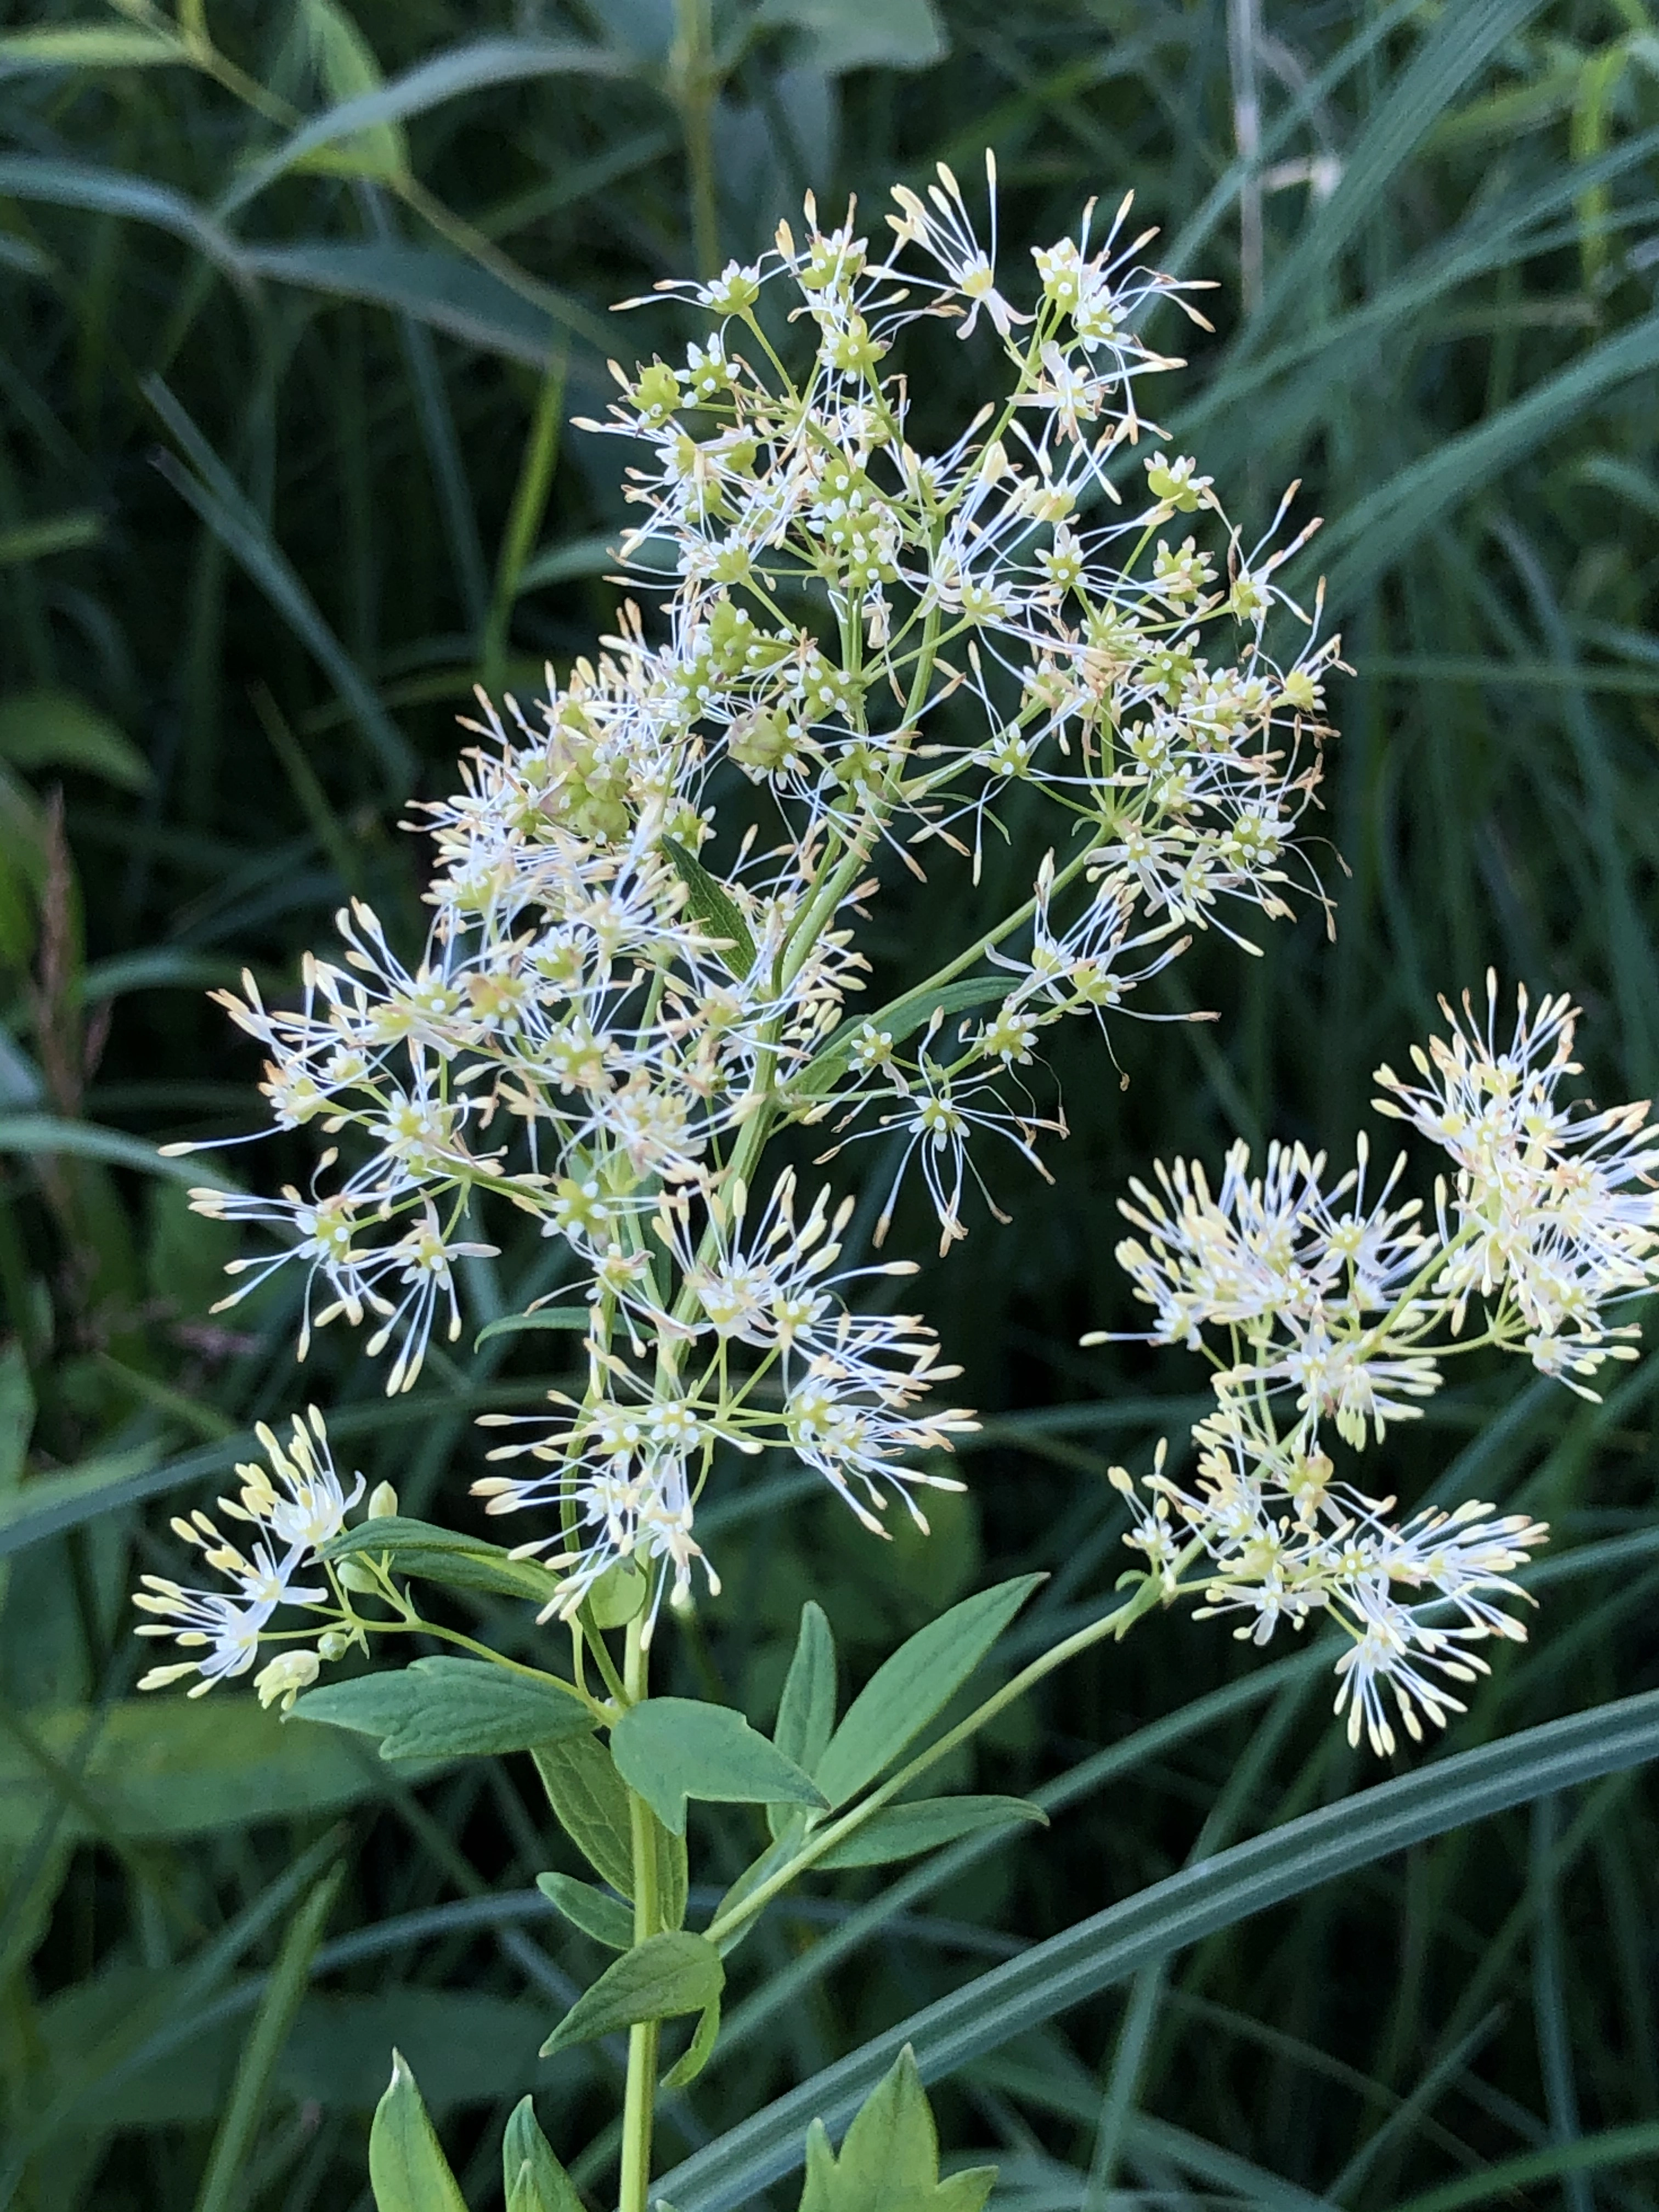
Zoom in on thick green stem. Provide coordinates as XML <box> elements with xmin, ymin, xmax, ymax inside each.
<box><xmin>618</xmin><ymin>1616</ymin><xmax>662</xmax><ymax>2212</ymax></box>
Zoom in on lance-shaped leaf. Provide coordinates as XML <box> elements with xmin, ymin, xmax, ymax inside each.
<box><xmin>813</xmin><ymin>1576</ymin><xmax>1043</xmax><ymax>1809</ymax></box>
<box><xmin>611</xmin><ymin>1698</ymin><xmax>827</xmax><ymax>1837</ymax></box>
<box><xmin>774</xmin><ymin>1602</ymin><xmax>838</xmax><ymax>1774</ymax></box>
<box><xmin>368</xmin><ymin>2051</ymin><xmax>469</xmax><ymax>2212</ymax></box>
<box><xmin>293</xmin><ymin>1657</ymin><xmax>592</xmax><ymax>1760</ymax></box>
<box><xmin>540</xmin><ymin>1931</ymin><xmax>724</xmax><ymax>2057</ymax></box>
<box><xmin>769</xmin><ymin>1601</ymin><xmax>837</xmax><ymax>1839</ymax></box>
<box><xmin>325</xmin><ymin>1515</ymin><xmax>563</xmax><ymax>1607</ymax></box>
<box><xmin>798</xmin><ymin>2045</ymin><xmax>994</xmax><ymax>2212</ymax></box>
<box><xmin>537</xmin><ymin>1872</ymin><xmax>634</xmax><ymax>1951</ymax></box>
<box><xmin>503</xmin><ymin>2094</ymin><xmax>583</xmax><ymax>2212</ymax></box>
<box><xmin>663</xmin><ymin>1993</ymin><xmax>723</xmax><ymax>2090</ymax></box>
<box><xmin>814</xmin><ymin>1795</ymin><xmax>1046</xmax><ymax>1870</ymax></box>
<box><xmin>661</xmin><ymin>836</ymin><xmax>757</xmax><ymax>978</ymax></box>
<box><xmin>533</xmin><ymin>1736</ymin><xmax>687</xmax><ymax>1926</ymax></box>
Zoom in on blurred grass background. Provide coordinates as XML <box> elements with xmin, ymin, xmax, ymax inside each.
<box><xmin>2</xmin><ymin>0</ymin><xmax>1658</xmax><ymax>2205</ymax></box>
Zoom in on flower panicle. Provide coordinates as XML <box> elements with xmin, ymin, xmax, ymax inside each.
<box><xmin>1099</xmin><ymin>979</ymin><xmax>1657</xmax><ymax>1752</ymax></box>
<box><xmin>154</xmin><ymin>171</ymin><xmax>1340</xmax><ymax>1640</ymax></box>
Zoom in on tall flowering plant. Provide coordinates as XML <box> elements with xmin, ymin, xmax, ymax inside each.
<box><xmin>134</xmin><ymin>164</ymin><xmax>1659</xmax><ymax>2210</ymax></box>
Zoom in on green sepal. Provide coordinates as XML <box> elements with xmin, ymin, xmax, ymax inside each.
<box><xmin>539</xmin><ymin>1931</ymin><xmax>724</xmax><ymax>2058</ymax></box>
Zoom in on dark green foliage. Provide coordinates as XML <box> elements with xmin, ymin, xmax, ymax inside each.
<box><xmin>292</xmin><ymin>1657</ymin><xmax>594</xmax><ymax>1761</ymax></box>
<box><xmin>798</xmin><ymin>2046</ymin><xmax>994</xmax><ymax>2212</ymax></box>
<box><xmin>2</xmin><ymin>3</ymin><xmax>1658</xmax><ymax>2209</ymax></box>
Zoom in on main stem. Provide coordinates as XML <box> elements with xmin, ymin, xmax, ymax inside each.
<box><xmin>618</xmin><ymin>1616</ymin><xmax>661</xmax><ymax>2212</ymax></box>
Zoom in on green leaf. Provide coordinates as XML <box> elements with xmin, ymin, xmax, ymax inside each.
<box><xmin>799</xmin><ymin>978</ymin><xmax>1010</xmax><ymax>1098</ymax></box>
<box><xmin>814</xmin><ymin>1795</ymin><xmax>1046</xmax><ymax>1870</ymax></box>
<box><xmin>240</xmin><ymin>241</ymin><xmax>597</xmax><ymax>364</ymax></box>
<box><xmin>540</xmin><ymin>1931</ymin><xmax>724</xmax><ymax>2058</ymax></box>
<box><xmin>774</xmin><ymin>1601</ymin><xmax>837</xmax><ymax>1776</ymax></box>
<box><xmin>0</xmin><ymin>692</ymin><xmax>151</xmax><ymax>791</ymax></box>
<box><xmin>0</xmin><ymin>1697</ymin><xmax>430</xmax><ymax>1845</ymax></box>
<box><xmin>798</xmin><ymin>2047</ymin><xmax>993</xmax><ymax>2212</ymax></box>
<box><xmin>292</xmin><ymin>1658</ymin><xmax>592</xmax><ymax>1760</ymax></box>
<box><xmin>658</xmin><ymin>1689</ymin><xmax>1659</xmax><ymax>2211</ymax></box>
<box><xmin>0</xmin><ymin>512</ymin><xmax>104</xmax><ymax>567</ymax></box>
<box><xmin>535</xmin><ymin>1872</ymin><xmax>634</xmax><ymax>1951</ymax></box>
<box><xmin>0</xmin><ymin>26</ymin><xmax>186</xmax><ymax>72</ymax></box>
<box><xmin>533</xmin><ymin>1735</ymin><xmax>636</xmax><ymax>1895</ymax></box>
<box><xmin>758</xmin><ymin>0</ymin><xmax>946</xmax><ymax>72</ymax></box>
<box><xmin>611</xmin><ymin>1699</ymin><xmax>827</xmax><ymax>1837</ymax></box>
<box><xmin>1384</xmin><ymin>2121</ymin><xmax>1659</xmax><ymax>2212</ymax></box>
<box><xmin>663</xmin><ymin>1994</ymin><xmax>721</xmax><ymax>2090</ymax></box>
<box><xmin>660</xmin><ymin>836</ymin><xmax>757</xmax><ymax>978</ymax></box>
<box><xmin>0</xmin><ymin>156</ymin><xmax>247</xmax><ymax>280</ymax></box>
<box><xmin>143</xmin><ymin>376</ymin><xmax>414</xmax><ymax>793</ymax></box>
<box><xmin>710</xmin><ymin>1824</ymin><xmax>806</xmax><ymax>1957</ymax></box>
<box><xmin>1318</xmin><ymin>312</ymin><xmax>1659</xmax><ymax>618</ymax></box>
<box><xmin>769</xmin><ymin>1601</ymin><xmax>836</xmax><ymax>1838</ymax></box>
<box><xmin>323</xmin><ymin>1515</ymin><xmax>562</xmax><ymax>1608</ymax></box>
<box><xmin>503</xmin><ymin>2094</ymin><xmax>583</xmax><ymax>2212</ymax></box>
<box><xmin>813</xmin><ymin>1575</ymin><xmax>1043</xmax><ymax>1810</ymax></box>
<box><xmin>216</xmin><ymin>38</ymin><xmax>626</xmax><ymax>217</ymax></box>
<box><xmin>368</xmin><ymin>2050</ymin><xmax>469</xmax><ymax>2212</ymax></box>
<box><xmin>473</xmin><ymin>1305</ymin><xmax>591</xmax><ymax>1348</ymax></box>
<box><xmin>292</xmin><ymin>0</ymin><xmax>407</xmax><ymax>181</ymax></box>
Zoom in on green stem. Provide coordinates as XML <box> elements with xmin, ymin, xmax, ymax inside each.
<box><xmin>482</xmin><ymin>349</ymin><xmax>568</xmax><ymax>687</ymax></box>
<box><xmin>618</xmin><ymin>1616</ymin><xmax>662</xmax><ymax>2212</ymax></box>
<box><xmin>704</xmin><ymin>1545</ymin><xmax>1203</xmax><ymax>1946</ymax></box>
<box><xmin>673</xmin><ymin>0</ymin><xmax>720</xmax><ymax>279</ymax></box>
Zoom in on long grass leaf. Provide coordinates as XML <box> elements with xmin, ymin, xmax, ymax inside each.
<box><xmin>215</xmin><ymin>39</ymin><xmax>626</xmax><ymax>217</ymax></box>
<box><xmin>659</xmin><ymin>1690</ymin><xmax>1659</xmax><ymax>2210</ymax></box>
<box><xmin>1315</xmin><ymin>316</ymin><xmax>1659</xmax><ymax>615</ymax></box>
<box><xmin>0</xmin><ymin>154</ymin><xmax>247</xmax><ymax>279</ymax></box>
<box><xmin>192</xmin><ymin>1866</ymin><xmax>345</xmax><ymax>2212</ymax></box>
<box><xmin>143</xmin><ymin>376</ymin><xmax>415</xmax><ymax>789</ymax></box>
<box><xmin>240</xmin><ymin>240</ymin><xmax>597</xmax><ymax>362</ymax></box>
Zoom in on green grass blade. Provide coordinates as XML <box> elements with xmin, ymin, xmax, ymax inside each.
<box><xmin>191</xmin><ymin>1865</ymin><xmax>345</xmax><ymax>2212</ymax></box>
<box><xmin>240</xmin><ymin>240</ymin><xmax>585</xmax><ymax>365</ymax></box>
<box><xmin>1381</xmin><ymin>2121</ymin><xmax>1659</xmax><ymax>2212</ymax></box>
<box><xmin>660</xmin><ymin>1690</ymin><xmax>1659</xmax><ymax>2210</ymax></box>
<box><xmin>0</xmin><ymin>154</ymin><xmax>247</xmax><ymax>278</ymax></box>
<box><xmin>214</xmin><ymin>38</ymin><xmax>626</xmax><ymax>217</ymax></box>
<box><xmin>1314</xmin><ymin>314</ymin><xmax>1659</xmax><ymax>616</ymax></box>
<box><xmin>143</xmin><ymin>376</ymin><xmax>415</xmax><ymax>791</ymax></box>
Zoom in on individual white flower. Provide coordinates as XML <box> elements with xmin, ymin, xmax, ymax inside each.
<box><xmin>133</xmin><ymin>1409</ymin><xmax>368</xmax><ymax>1696</ymax></box>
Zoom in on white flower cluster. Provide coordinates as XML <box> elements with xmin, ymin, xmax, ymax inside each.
<box><xmin>1099</xmin><ymin>978</ymin><xmax>1659</xmax><ymax>1753</ymax></box>
<box><xmin>133</xmin><ymin>1409</ymin><xmax>378</xmax><ymax>1708</ymax></box>
<box><xmin>163</xmin><ymin>163</ymin><xmax>1338</xmax><ymax>1641</ymax></box>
